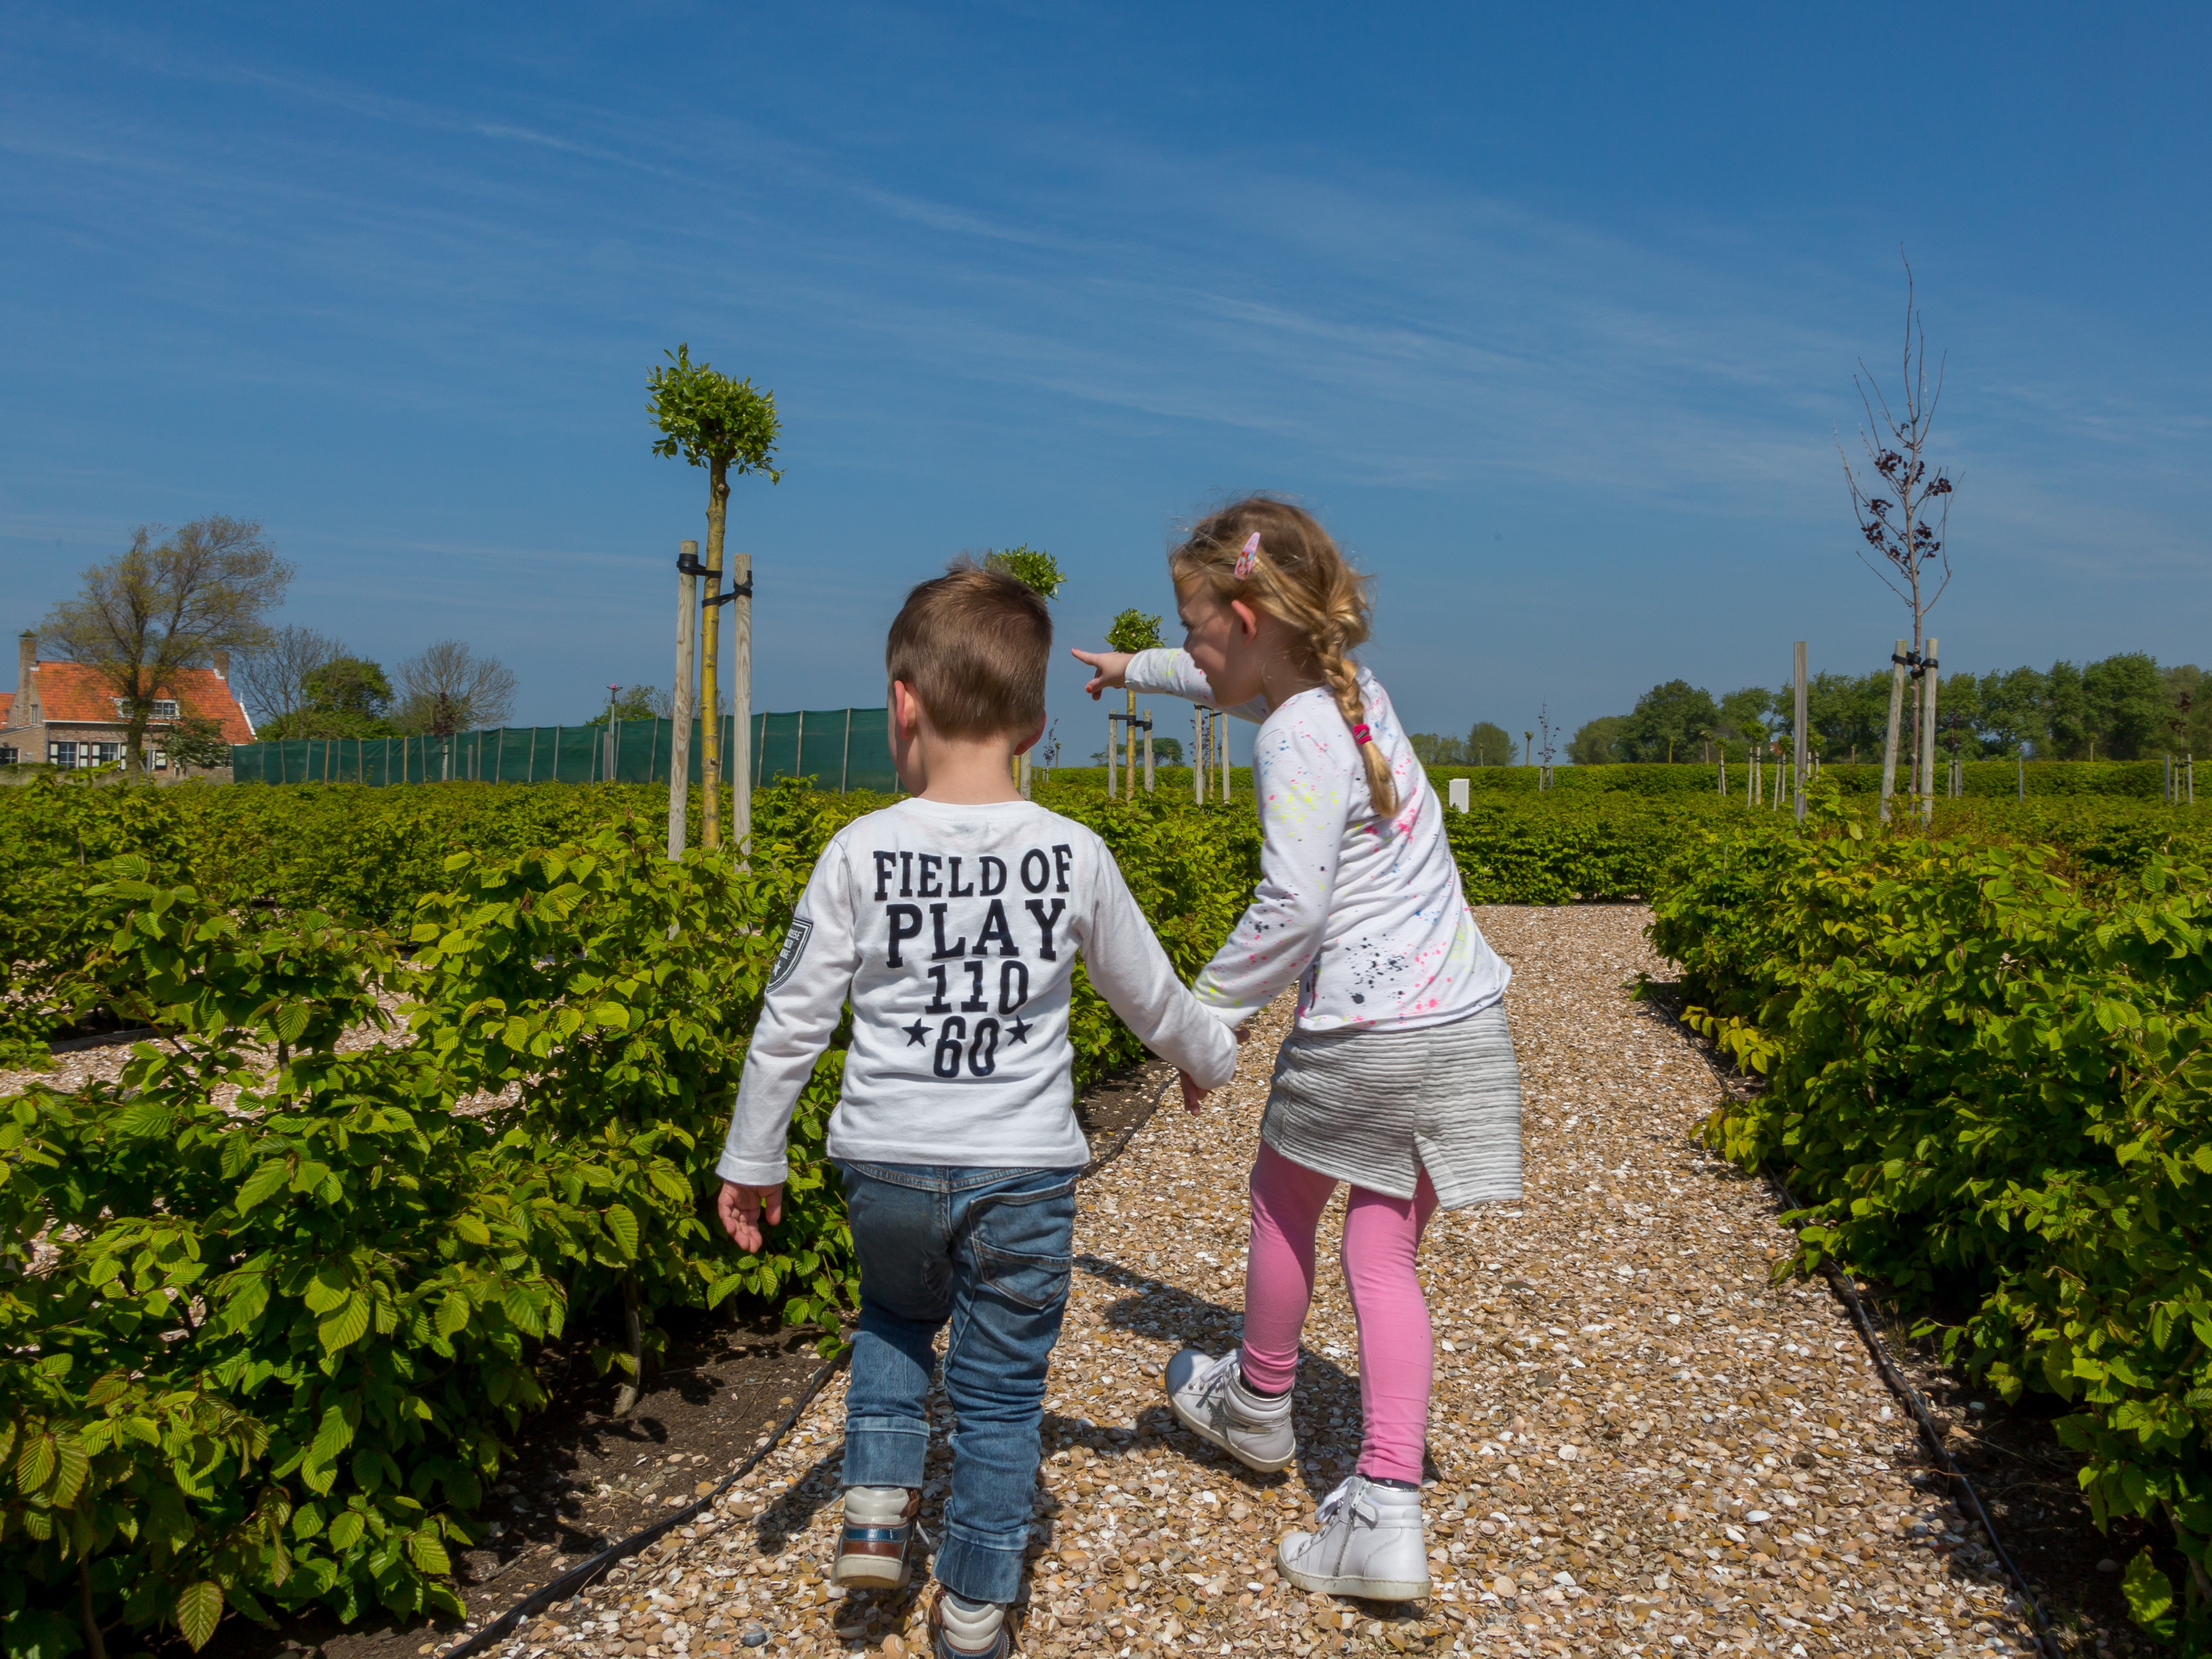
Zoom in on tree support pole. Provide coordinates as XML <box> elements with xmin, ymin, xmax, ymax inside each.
<box><xmin>1793</xmin><ymin>641</ymin><xmax>1809</xmax><ymax>825</ymax></box>
<box><xmin>1879</xmin><ymin>639</ymin><xmax>1909</xmax><ymax>824</ymax></box>
<box><xmin>667</xmin><ymin>541</ymin><xmax>697</xmax><ymax>859</ymax></box>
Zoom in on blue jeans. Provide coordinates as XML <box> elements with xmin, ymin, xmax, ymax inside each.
<box><xmin>836</xmin><ymin>1161</ymin><xmax>1078</xmax><ymax>1605</ymax></box>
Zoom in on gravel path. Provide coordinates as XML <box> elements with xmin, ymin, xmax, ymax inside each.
<box><xmin>467</xmin><ymin>905</ymin><xmax>2047</xmax><ymax>1659</ymax></box>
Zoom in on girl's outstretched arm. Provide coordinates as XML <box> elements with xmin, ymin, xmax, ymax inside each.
<box><xmin>1075</xmin><ymin>645</ymin><xmax>1269</xmax><ymax>722</ymax></box>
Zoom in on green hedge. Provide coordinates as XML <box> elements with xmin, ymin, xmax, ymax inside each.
<box><xmin>1650</xmin><ymin>788</ymin><xmax>2212</xmax><ymax>1645</ymax></box>
<box><xmin>0</xmin><ymin>779</ymin><xmax>1264</xmax><ymax>1654</ymax></box>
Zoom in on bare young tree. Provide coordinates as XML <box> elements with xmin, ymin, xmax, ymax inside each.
<box><xmin>39</xmin><ymin>516</ymin><xmax>292</xmax><ymax>775</ymax></box>
<box><xmin>232</xmin><ymin>624</ymin><xmax>349</xmax><ymax>723</ymax></box>
<box><xmin>1839</xmin><ymin>255</ymin><xmax>1956</xmax><ymax>796</ymax></box>
<box><xmin>394</xmin><ymin>640</ymin><xmax>518</xmax><ymax>736</ymax></box>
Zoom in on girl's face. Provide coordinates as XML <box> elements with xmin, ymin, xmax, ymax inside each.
<box><xmin>1175</xmin><ymin>579</ymin><xmax>1268</xmax><ymax>708</ymax></box>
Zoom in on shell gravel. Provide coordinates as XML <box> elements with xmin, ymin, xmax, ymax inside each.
<box><xmin>447</xmin><ymin>905</ymin><xmax>2053</xmax><ymax>1658</ymax></box>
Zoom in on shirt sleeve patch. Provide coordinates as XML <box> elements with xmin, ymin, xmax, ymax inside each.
<box><xmin>768</xmin><ymin>918</ymin><xmax>814</xmax><ymax>993</ymax></box>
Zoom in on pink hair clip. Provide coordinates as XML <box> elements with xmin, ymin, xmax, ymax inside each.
<box><xmin>1232</xmin><ymin>532</ymin><xmax>1261</xmax><ymax>579</ymax></box>
<box><xmin>1351</xmin><ymin>722</ymin><xmax>1373</xmax><ymax>745</ymax></box>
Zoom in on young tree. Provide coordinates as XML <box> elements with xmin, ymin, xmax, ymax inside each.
<box><xmin>1105</xmin><ymin>608</ymin><xmax>1163</xmax><ymax>795</ymax></box>
<box><xmin>1839</xmin><ymin>257</ymin><xmax>1956</xmax><ymax>796</ymax></box>
<box><xmin>983</xmin><ymin>545</ymin><xmax>1066</xmax><ymax>598</ymax></box>
<box><xmin>38</xmin><ymin>516</ymin><xmax>291</xmax><ymax>776</ymax></box>
<box><xmin>393</xmin><ymin>641</ymin><xmax>517</xmax><ymax>736</ymax></box>
<box><xmin>648</xmin><ymin>345</ymin><xmax>782</xmax><ymax>850</ymax></box>
<box><xmin>232</xmin><ymin>623</ymin><xmax>347</xmax><ymax>724</ymax></box>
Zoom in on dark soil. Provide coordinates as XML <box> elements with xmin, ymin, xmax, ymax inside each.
<box><xmin>198</xmin><ymin>1058</ymin><xmax>1180</xmax><ymax>1659</ymax></box>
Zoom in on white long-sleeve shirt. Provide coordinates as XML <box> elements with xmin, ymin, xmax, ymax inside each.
<box><xmin>1126</xmin><ymin>648</ymin><xmax>1510</xmax><ymax>1033</ymax></box>
<box><xmin>717</xmin><ymin>796</ymin><xmax>1240</xmax><ymax>1186</ymax></box>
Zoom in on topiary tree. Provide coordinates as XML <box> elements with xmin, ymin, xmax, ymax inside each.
<box><xmin>649</xmin><ymin>345</ymin><xmax>782</xmax><ymax>849</ymax></box>
<box><xmin>1105</xmin><ymin>609</ymin><xmax>1164</xmax><ymax>796</ymax></box>
<box><xmin>984</xmin><ymin>545</ymin><xmax>1065</xmax><ymax>599</ymax></box>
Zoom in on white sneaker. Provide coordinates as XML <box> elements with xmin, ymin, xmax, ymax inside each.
<box><xmin>1164</xmin><ymin>1349</ymin><xmax>1297</xmax><ymax>1473</ymax></box>
<box><xmin>1277</xmin><ymin>1475</ymin><xmax>1430</xmax><ymax>1601</ymax></box>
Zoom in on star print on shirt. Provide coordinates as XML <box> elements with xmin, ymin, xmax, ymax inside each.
<box><xmin>1005</xmin><ymin>1017</ymin><xmax>1032</xmax><ymax>1045</ymax></box>
<box><xmin>903</xmin><ymin>1019</ymin><xmax>932</xmax><ymax>1046</ymax></box>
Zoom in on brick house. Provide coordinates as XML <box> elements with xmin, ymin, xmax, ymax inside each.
<box><xmin>2</xmin><ymin>631</ymin><xmax>256</xmax><ymax>774</ymax></box>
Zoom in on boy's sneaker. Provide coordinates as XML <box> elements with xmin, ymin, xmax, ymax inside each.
<box><xmin>833</xmin><ymin>1486</ymin><xmax>924</xmax><ymax>1589</ymax></box>
<box><xmin>1276</xmin><ymin>1475</ymin><xmax>1430</xmax><ymax>1602</ymax></box>
<box><xmin>1164</xmin><ymin>1349</ymin><xmax>1297</xmax><ymax>1472</ymax></box>
<box><xmin>929</xmin><ymin>1585</ymin><xmax>1013</xmax><ymax>1658</ymax></box>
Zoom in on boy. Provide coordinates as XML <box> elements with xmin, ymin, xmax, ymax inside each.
<box><xmin>716</xmin><ymin>562</ymin><xmax>1239</xmax><ymax>1659</ymax></box>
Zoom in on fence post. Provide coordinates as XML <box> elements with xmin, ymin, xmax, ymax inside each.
<box><xmin>1106</xmin><ymin>713</ymin><xmax>1117</xmax><ymax>797</ymax></box>
<box><xmin>668</xmin><ymin>541</ymin><xmax>698</xmax><ymax>853</ymax></box>
<box><xmin>1193</xmin><ymin>708</ymin><xmax>1205</xmax><ymax>803</ymax></box>
<box><xmin>1220</xmin><ymin>716</ymin><xmax>1229</xmax><ymax>799</ymax></box>
<box><xmin>1143</xmin><ymin>716</ymin><xmax>1154</xmax><ymax>793</ymax></box>
<box><xmin>1793</xmin><ymin>641</ymin><xmax>1808</xmax><ymax>824</ymax></box>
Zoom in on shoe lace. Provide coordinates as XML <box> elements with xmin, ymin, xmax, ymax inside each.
<box><xmin>1313</xmin><ymin>1476</ymin><xmax>1378</xmax><ymax>1531</ymax></box>
<box><xmin>1193</xmin><ymin>1350</ymin><xmax>1242</xmax><ymax>1404</ymax></box>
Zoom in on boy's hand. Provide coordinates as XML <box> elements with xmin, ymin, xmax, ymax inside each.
<box><xmin>718</xmin><ymin>1181</ymin><xmax>784</xmax><ymax>1253</ymax></box>
<box><xmin>1069</xmin><ymin>648</ymin><xmax>1133</xmax><ymax>700</ymax></box>
<box><xmin>1180</xmin><ymin>1072</ymin><xmax>1209</xmax><ymax>1112</ymax></box>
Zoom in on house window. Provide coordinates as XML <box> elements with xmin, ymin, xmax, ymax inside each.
<box><xmin>90</xmin><ymin>743</ymin><xmax>121</xmax><ymax>767</ymax></box>
<box><xmin>49</xmin><ymin>742</ymin><xmax>78</xmax><ymax>768</ymax></box>
<box><xmin>110</xmin><ymin>698</ymin><xmax>181</xmax><ymax>720</ymax></box>
<box><xmin>0</xmin><ymin>745</ymin><xmax>17</xmax><ymax>766</ymax></box>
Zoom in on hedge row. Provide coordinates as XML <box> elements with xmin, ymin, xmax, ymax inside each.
<box><xmin>0</xmin><ymin>780</ymin><xmax>1265</xmax><ymax>1655</ymax></box>
<box><xmin>1651</xmin><ymin>787</ymin><xmax>2212</xmax><ymax>1645</ymax></box>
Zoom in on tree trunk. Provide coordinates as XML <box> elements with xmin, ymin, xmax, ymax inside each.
<box><xmin>78</xmin><ymin>1561</ymin><xmax>108</xmax><ymax>1659</ymax></box>
<box><xmin>698</xmin><ymin>461</ymin><xmax>729</xmax><ymax>850</ymax></box>
<box><xmin>612</xmin><ymin>1269</ymin><xmax>646</xmax><ymax>1416</ymax></box>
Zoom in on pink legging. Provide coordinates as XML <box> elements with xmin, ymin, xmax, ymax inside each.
<box><xmin>1239</xmin><ymin>1141</ymin><xmax>1438</xmax><ymax>1486</ymax></box>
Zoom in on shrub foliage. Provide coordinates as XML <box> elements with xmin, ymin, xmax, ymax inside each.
<box><xmin>1653</xmin><ymin>787</ymin><xmax>2212</xmax><ymax>1645</ymax></box>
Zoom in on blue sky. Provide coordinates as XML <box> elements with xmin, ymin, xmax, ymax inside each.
<box><xmin>3</xmin><ymin>2</ymin><xmax>2207</xmax><ymax>758</ymax></box>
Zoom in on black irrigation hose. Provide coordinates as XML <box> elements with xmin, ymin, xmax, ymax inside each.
<box><xmin>440</xmin><ymin>1069</ymin><xmax>1178</xmax><ymax>1659</ymax></box>
<box><xmin>1772</xmin><ymin>1179</ymin><xmax>2064</xmax><ymax>1659</ymax></box>
<box><xmin>438</xmin><ymin>1346</ymin><xmax>850</xmax><ymax>1659</ymax></box>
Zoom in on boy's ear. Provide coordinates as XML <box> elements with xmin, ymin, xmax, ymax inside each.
<box><xmin>1013</xmin><ymin>714</ymin><xmax>1047</xmax><ymax>756</ymax></box>
<box><xmin>891</xmin><ymin>680</ymin><xmax>922</xmax><ymax>735</ymax></box>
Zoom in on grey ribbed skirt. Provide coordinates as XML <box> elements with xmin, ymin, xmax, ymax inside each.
<box><xmin>1259</xmin><ymin>1002</ymin><xmax>1522</xmax><ymax>1209</ymax></box>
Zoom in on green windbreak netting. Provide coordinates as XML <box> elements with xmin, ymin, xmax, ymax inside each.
<box><xmin>229</xmin><ymin>710</ymin><xmax>896</xmax><ymax>792</ymax></box>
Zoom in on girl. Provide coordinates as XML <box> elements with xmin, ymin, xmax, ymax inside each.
<box><xmin>1071</xmin><ymin>496</ymin><xmax>1522</xmax><ymax>1602</ymax></box>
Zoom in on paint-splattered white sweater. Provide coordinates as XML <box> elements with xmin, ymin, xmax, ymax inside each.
<box><xmin>1126</xmin><ymin>649</ymin><xmax>1511</xmax><ymax>1034</ymax></box>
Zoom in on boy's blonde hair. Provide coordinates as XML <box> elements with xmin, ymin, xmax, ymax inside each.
<box><xmin>886</xmin><ymin>559</ymin><xmax>1052</xmax><ymax>739</ymax></box>
<box><xmin>1168</xmin><ymin>496</ymin><xmax>1396</xmax><ymax>817</ymax></box>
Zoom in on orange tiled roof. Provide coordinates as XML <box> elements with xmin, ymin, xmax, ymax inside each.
<box><xmin>24</xmin><ymin>661</ymin><xmax>255</xmax><ymax>744</ymax></box>
<box><xmin>0</xmin><ymin>692</ymin><xmax>10</xmax><ymax>726</ymax></box>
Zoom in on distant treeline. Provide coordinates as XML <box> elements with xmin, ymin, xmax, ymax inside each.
<box><xmin>1551</xmin><ymin>653</ymin><xmax>2209</xmax><ymax>766</ymax></box>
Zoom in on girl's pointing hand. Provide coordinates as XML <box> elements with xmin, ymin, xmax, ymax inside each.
<box><xmin>1069</xmin><ymin>647</ymin><xmax>1132</xmax><ymax>700</ymax></box>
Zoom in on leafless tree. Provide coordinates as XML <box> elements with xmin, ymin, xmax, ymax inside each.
<box><xmin>39</xmin><ymin>517</ymin><xmax>292</xmax><ymax>774</ymax></box>
<box><xmin>394</xmin><ymin>640</ymin><xmax>518</xmax><ymax>736</ymax></box>
<box><xmin>233</xmin><ymin>624</ymin><xmax>349</xmax><ymax>723</ymax></box>
<box><xmin>1839</xmin><ymin>255</ymin><xmax>1956</xmax><ymax>792</ymax></box>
